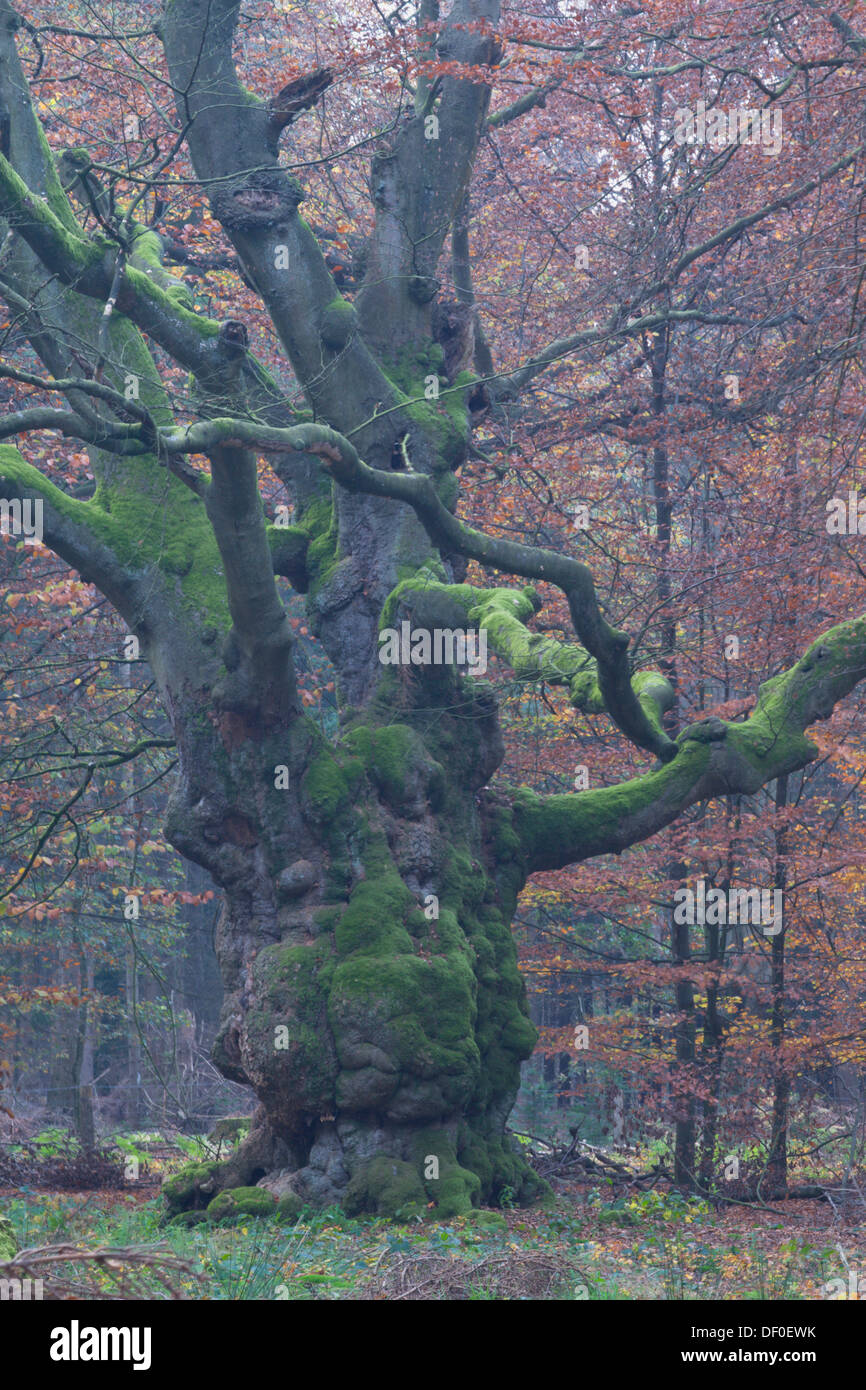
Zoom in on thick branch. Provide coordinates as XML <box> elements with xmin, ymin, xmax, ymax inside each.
<box><xmin>389</xmin><ymin>572</ymin><xmax>673</xmax><ymax>737</ymax></box>
<box><xmin>0</xmin><ymin>405</ymin><xmax>145</xmax><ymax>451</ymax></box>
<box><xmin>0</xmin><ymin>442</ymin><xmax>139</xmax><ymax>614</ymax></box>
<box><xmin>266</xmin><ymin>68</ymin><xmax>333</xmax><ymax>151</ymax></box>
<box><xmin>203</xmin><ymin>442</ymin><xmax>299</xmax><ymax>716</ymax></box>
<box><xmin>0</xmin><ymin>148</ymin><xmax>297</xmax><ymax>426</ymax></box>
<box><xmin>0</xmin><ymin>151</ymin><xmax>229</xmax><ymax>383</ymax></box>
<box><xmin>314</xmin><ymin>444</ymin><xmax>676</xmax><ymax>758</ymax></box>
<box><xmin>354</xmin><ymin>0</ymin><xmax>503</xmax><ymax>348</ymax></box>
<box><xmin>160</xmin><ymin>0</ymin><xmax>398</xmax><ymax>444</ymax></box>
<box><xmin>513</xmin><ymin>620</ymin><xmax>866</xmax><ymax>873</ymax></box>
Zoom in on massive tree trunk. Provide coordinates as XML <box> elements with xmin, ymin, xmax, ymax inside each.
<box><xmin>161</xmin><ymin>629</ymin><xmax>543</xmax><ymax>1213</ymax></box>
<box><xmin>3</xmin><ymin>0</ymin><xmax>866</xmax><ymax>1217</ymax></box>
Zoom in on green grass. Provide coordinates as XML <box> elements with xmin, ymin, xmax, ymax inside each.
<box><xmin>4</xmin><ymin>1185</ymin><xmax>862</xmax><ymax>1300</ymax></box>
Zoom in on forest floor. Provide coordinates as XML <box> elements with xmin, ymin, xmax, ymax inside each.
<box><xmin>3</xmin><ymin>1174</ymin><xmax>864</xmax><ymax>1300</ymax></box>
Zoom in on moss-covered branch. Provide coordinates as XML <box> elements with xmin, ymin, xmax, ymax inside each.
<box><xmin>2</xmin><ymin>401</ymin><xmax>677</xmax><ymax>754</ymax></box>
<box><xmin>0</xmin><ymin>441</ymin><xmax>230</xmax><ymax>629</ymax></box>
<box><xmin>0</xmin><ymin>148</ymin><xmax>292</xmax><ymax>422</ymax></box>
<box><xmin>513</xmin><ymin>618</ymin><xmax>866</xmax><ymax>873</ymax></box>
<box><xmin>0</xmin><ymin>150</ymin><xmax>228</xmax><ymax>375</ymax></box>
<box><xmin>0</xmin><ymin>442</ymin><xmax>142</xmax><ymax>614</ymax></box>
<box><xmin>309</xmin><ymin>442</ymin><xmax>677</xmax><ymax>760</ymax></box>
<box><xmin>0</xmin><ymin>405</ymin><xmax>146</xmax><ymax>452</ymax></box>
<box><xmin>385</xmin><ymin>572</ymin><xmax>674</xmax><ymax>735</ymax></box>
<box><xmin>156</xmin><ymin>413</ymin><xmax>677</xmax><ymax>757</ymax></box>
<box><xmin>203</xmin><ymin>442</ymin><xmax>299</xmax><ymax>713</ymax></box>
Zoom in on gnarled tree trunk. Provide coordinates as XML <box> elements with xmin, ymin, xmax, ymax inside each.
<box><xmin>162</xmin><ymin>635</ymin><xmax>543</xmax><ymax>1213</ymax></box>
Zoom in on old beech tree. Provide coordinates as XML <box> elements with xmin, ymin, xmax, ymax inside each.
<box><xmin>2</xmin><ymin>0</ymin><xmax>866</xmax><ymax>1216</ymax></box>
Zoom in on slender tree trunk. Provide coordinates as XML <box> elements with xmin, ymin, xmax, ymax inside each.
<box><xmin>125</xmin><ymin>947</ymin><xmax>141</xmax><ymax>1128</ymax></box>
<box><xmin>697</xmin><ymin>818</ymin><xmax>739</xmax><ymax>1191</ymax></box>
<box><xmin>649</xmin><ymin>318</ymin><xmax>697</xmax><ymax>1189</ymax></box>
<box><xmin>671</xmin><ymin>887</ymin><xmax>697</xmax><ymax>1188</ymax></box>
<box><xmin>73</xmin><ymin>952</ymin><xmax>96</xmax><ymax>1152</ymax></box>
<box><xmin>765</xmin><ymin>453</ymin><xmax>802</xmax><ymax>1197</ymax></box>
<box><xmin>766</xmin><ymin>775</ymin><xmax>790</xmax><ymax>1197</ymax></box>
